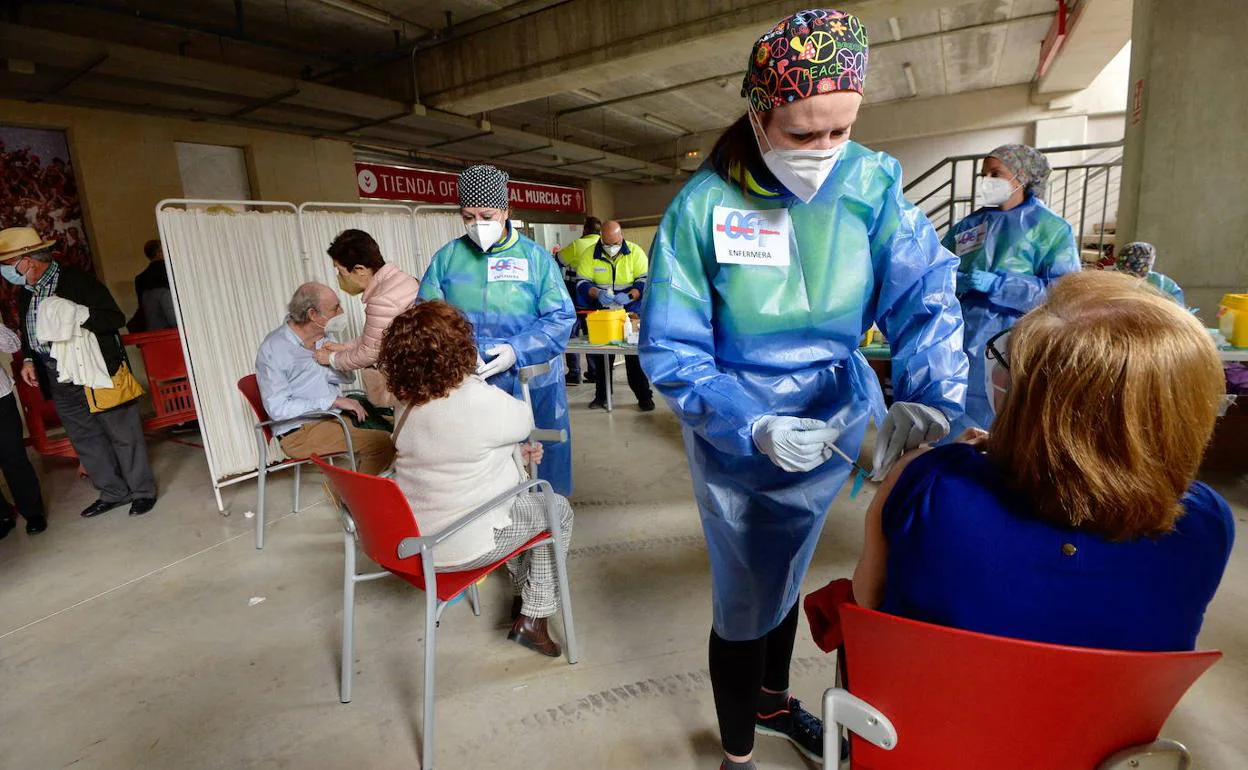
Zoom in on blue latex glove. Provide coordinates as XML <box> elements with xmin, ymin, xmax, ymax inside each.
<box><xmin>599</xmin><ymin>290</ymin><xmax>625</xmax><ymax>307</ymax></box>
<box><xmin>956</xmin><ymin>272</ymin><xmax>972</xmax><ymax>296</ymax></box>
<box><xmin>968</xmin><ymin>270</ymin><xmax>1000</xmax><ymax>293</ymax></box>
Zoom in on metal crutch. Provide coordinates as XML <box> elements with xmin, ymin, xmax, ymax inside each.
<box><xmin>518</xmin><ymin>362</ymin><xmax>569</xmax><ymax>478</ymax></box>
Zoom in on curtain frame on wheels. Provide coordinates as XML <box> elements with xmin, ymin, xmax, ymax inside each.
<box><xmin>155</xmin><ymin>199</ymin><xmax>302</xmax><ymax>513</ymax></box>
<box><xmin>155</xmin><ymin>199</ymin><xmax>463</xmax><ymax>514</ymax></box>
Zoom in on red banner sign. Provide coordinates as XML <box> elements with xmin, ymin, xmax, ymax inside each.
<box><xmin>355</xmin><ymin>162</ymin><xmax>585</xmax><ymax>213</ymax></box>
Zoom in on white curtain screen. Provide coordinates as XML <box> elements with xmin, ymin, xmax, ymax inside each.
<box><xmin>157</xmin><ymin>202</ymin><xmax>469</xmax><ymax>496</ymax></box>
<box><xmin>413</xmin><ymin>207</ymin><xmax>464</xmax><ymax>277</ymax></box>
<box><xmin>159</xmin><ymin>206</ymin><xmax>309</xmax><ymax>479</ymax></box>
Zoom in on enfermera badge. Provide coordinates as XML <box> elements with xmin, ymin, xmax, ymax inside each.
<box><xmin>712</xmin><ymin>206</ymin><xmax>791</xmax><ymax>267</ymax></box>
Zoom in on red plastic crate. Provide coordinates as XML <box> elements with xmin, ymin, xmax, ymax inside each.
<box><xmin>122</xmin><ymin>329</ymin><xmax>197</xmax><ymax>431</ymax></box>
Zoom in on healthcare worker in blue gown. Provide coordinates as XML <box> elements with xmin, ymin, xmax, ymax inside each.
<box><xmin>944</xmin><ymin>144</ymin><xmax>1081</xmax><ymax>435</ymax></box>
<box><xmin>1116</xmin><ymin>241</ymin><xmax>1186</xmax><ymax>306</ymax></box>
<box><xmin>418</xmin><ymin>164</ymin><xmax>576</xmax><ymax>495</ymax></box>
<box><xmin>638</xmin><ymin>10</ymin><xmax>968</xmax><ymax>769</ymax></box>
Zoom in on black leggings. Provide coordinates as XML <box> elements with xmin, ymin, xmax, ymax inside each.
<box><xmin>0</xmin><ymin>393</ymin><xmax>45</xmax><ymax>521</ymax></box>
<box><xmin>709</xmin><ymin>602</ymin><xmax>801</xmax><ymax>757</ymax></box>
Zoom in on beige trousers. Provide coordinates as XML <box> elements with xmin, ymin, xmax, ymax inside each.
<box><xmin>278</xmin><ymin>419</ymin><xmax>394</xmax><ymax>475</ymax></box>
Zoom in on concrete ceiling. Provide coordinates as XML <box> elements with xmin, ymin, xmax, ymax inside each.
<box><xmin>1</xmin><ymin>0</ymin><xmax>1092</xmax><ymax>181</ymax></box>
<box><xmin>493</xmin><ymin>0</ymin><xmax>1059</xmax><ymax>156</ymax></box>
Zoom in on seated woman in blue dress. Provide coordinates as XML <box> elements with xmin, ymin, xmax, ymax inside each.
<box><xmin>853</xmin><ymin>270</ymin><xmax>1234</xmax><ymax>652</ymax></box>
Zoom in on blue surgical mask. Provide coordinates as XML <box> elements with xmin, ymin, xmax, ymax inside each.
<box><xmin>0</xmin><ymin>262</ymin><xmax>25</xmax><ymax>286</ymax></box>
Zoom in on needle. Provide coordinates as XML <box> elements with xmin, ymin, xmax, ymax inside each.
<box><xmin>827</xmin><ymin>442</ymin><xmax>879</xmax><ymax>486</ymax></box>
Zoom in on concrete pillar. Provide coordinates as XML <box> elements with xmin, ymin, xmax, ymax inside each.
<box><xmin>1117</xmin><ymin>0</ymin><xmax>1248</xmax><ymax>319</ymax></box>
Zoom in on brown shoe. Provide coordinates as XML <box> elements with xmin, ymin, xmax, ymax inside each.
<box><xmin>507</xmin><ymin>614</ymin><xmax>561</xmax><ymax>658</ymax></box>
<box><xmin>510</xmin><ymin>596</ymin><xmax>523</xmax><ymax>622</ymax></box>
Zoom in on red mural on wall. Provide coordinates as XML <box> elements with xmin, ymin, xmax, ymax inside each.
<box><xmin>0</xmin><ymin>126</ymin><xmax>95</xmax><ymax>327</ymax></box>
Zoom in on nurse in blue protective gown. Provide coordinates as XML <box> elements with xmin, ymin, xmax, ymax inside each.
<box><xmin>418</xmin><ymin>165</ymin><xmax>576</xmax><ymax>495</ymax></box>
<box><xmin>638</xmin><ymin>10</ymin><xmax>968</xmax><ymax>768</ymax></box>
<box><xmin>1116</xmin><ymin>241</ymin><xmax>1186</xmax><ymax>306</ymax></box>
<box><xmin>944</xmin><ymin>144</ymin><xmax>1081</xmax><ymax>435</ymax></box>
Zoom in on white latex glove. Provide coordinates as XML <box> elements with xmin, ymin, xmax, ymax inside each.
<box><xmin>871</xmin><ymin>402</ymin><xmax>950</xmax><ymax>481</ymax></box>
<box><xmin>752</xmin><ymin>416</ymin><xmax>843</xmax><ymax>473</ymax></box>
<box><xmin>476</xmin><ymin>344</ymin><xmax>517</xmax><ymax>379</ymax></box>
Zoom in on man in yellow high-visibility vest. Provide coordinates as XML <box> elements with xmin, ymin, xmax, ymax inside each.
<box><xmin>559</xmin><ymin>217</ymin><xmax>601</xmax><ymax>385</ymax></box>
<box><xmin>573</xmin><ymin>220</ymin><xmax>654</xmax><ymax>411</ymax></box>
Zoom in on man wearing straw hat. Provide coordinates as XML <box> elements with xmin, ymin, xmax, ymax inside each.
<box><xmin>0</xmin><ymin>226</ymin><xmax>157</xmax><ymax>518</ymax></box>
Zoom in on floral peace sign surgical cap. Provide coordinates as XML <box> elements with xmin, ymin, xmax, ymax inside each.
<box><xmin>742</xmin><ymin>9</ymin><xmax>869</xmax><ymax>113</ymax></box>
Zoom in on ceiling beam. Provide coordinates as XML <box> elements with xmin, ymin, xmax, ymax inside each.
<box><xmin>22</xmin><ymin>0</ymin><xmax>360</xmax><ymax>68</ymax></box>
<box><xmin>0</xmin><ymin>23</ymin><xmax>682</xmax><ymax>181</ymax></box>
<box><xmin>230</xmin><ymin>87</ymin><xmax>301</xmax><ymax>118</ymax></box>
<box><xmin>312</xmin><ymin>0</ymin><xmax>571</xmax><ymax>84</ymax></box>
<box><xmin>551</xmin><ymin>11</ymin><xmax>1055</xmax><ymax>122</ymax></box>
<box><xmin>616</xmin><ymin>77</ymin><xmax>1130</xmax><ymax>167</ymax></box>
<box><xmin>342</xmin><ymin>108</ymin><xmax>412</xmax><ymax>133</ymax></box>
<box><xmin>1036</xmin><ymin>0</ymin><xmax>1133</xmax><ymax>94</ymax></box>
<box><xmin>49</xmin><ymin>52</ymin><xmax>108</xmax><ymax>95</ymax></box>
<box><xmin>557</xmin><ymin>72</ymin><xmax>743</xmax><ymax>119</ymax></box>
<box><xmin>405</xmin><ymin>0</ymin><xmax>992</xmax><ymax>115</ymax></box>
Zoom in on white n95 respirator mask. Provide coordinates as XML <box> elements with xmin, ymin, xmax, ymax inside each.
<box><xmin>750</xmin><ymin>106</ymin><xmax>844</xmax><ymax>204</ymax></box>
<box><xmin>324</xmin><ymin>313</ymin><xmax>348</xmax><ymax>335</ymax></box>
<box><xmin>975</xmin><ymin>177</ymin><xmax>1018</xmax><ymax>209</ymax></box>
<box><xmin>466</xmin><ymin>220</ymin><xmax>505</xmax><ymax>252</ymax></box>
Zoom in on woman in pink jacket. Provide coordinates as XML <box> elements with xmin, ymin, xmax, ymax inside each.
<box><xmin>314</xmin><ymin>229</ymin><xmax>420</xmax><ymax>404</ymax></box>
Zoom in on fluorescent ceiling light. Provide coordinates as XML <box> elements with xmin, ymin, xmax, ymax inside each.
<box><xmin>903</xmin><ymin>62</ymin><xmax>917</xmax><ymax>98</ymax></box>
<box><xmin>311</xmin><ymin>0</ymin><xmax>392</xmax><ymax>25</ymax></box>
<box><xmin>643</xmin><ymin>113</ymin><xmax>690</xmax><ymax>135</ymax></box>
<box><xmin>572</xmin><ymin>88</ymin><xmax>601</xmax><ymax>100</ymax></box>
<box><xmin>888</xmin><ymin>17</ymin><xmax>903</xmax><ymax>42</ymax></box>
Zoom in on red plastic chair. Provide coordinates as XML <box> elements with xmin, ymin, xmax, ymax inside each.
<box><xmin>237</xmin><ymin>374</ymin><xmax>355</xmax><ymax>550</ymax></box>
<box><xmin>822</xmin><ymin>597</ymin><xmax>1221</xmax><ymax>769</ymax></box>
<box><xmin>10</xmin><ymin>356</ymin><xmax>77</xmax><ymax>459</ymax></box>
<box><xmin>311</xmin><ymin>454</ymin><xmax>577</xmax><ymax>770</ymax></box>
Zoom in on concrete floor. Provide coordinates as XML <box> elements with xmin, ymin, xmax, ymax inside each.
<box><xmin>1</xmin><ymin>376</ymin><xmax>1246</xmax><ymax>770</ymax></box>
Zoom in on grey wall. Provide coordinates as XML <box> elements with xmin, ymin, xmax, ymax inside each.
<box><xmin>1118</xmin><ymin>0</ymin><xmax>1248</xmax><ymax>320</ymax></box>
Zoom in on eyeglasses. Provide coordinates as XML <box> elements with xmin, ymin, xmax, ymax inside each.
<box><xmin>985</xmin><ymin>328</ymin><xmax>1011</xmax><ymax>406</ymax></box>
<box><xmin>986</xmin><ymin>328</ymin><xmax>1010</xmax><ymax>371</ymax></box>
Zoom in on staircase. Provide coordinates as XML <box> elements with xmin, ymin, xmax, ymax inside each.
<box><xmin>904</xmin><ymin>141</ymin><xmax>1125</xmax><ymax>268</ymax></box>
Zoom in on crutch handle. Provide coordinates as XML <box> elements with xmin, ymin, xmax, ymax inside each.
<box><xmin>530</xmin><ymin>429</ymin><xmax>567</xmax><ymax>443</ymax></box>
<box><xmin>518</xmin><ymin>363</ymin><xmax>551</xmax><ymax>383</ymax></box>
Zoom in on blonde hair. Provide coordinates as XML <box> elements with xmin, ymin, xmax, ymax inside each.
<box><xmin>988</xmin><ymin>270</ymin><xmax>1224</xmax><ymax>540</ymax></box>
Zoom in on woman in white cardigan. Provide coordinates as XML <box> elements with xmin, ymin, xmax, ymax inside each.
<box><xmin>379</xmin><ymin>300</ymin><xmax>574</xmax><ymax>657</ymax></box>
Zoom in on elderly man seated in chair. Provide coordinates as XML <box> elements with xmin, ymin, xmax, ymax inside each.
<box><xmin>256</xmin><ymin>282</ymin><xmax>394</xmax><ymax>475</ymax></box>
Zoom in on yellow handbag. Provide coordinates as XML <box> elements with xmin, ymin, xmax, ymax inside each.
<box><xmin>85</xmin><ymin>361</ymin><xmax>145</xmax><ymax>413</ymax></box>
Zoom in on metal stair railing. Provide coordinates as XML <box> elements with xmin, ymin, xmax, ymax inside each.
<box><xmin>904</xmin><ymin>141</ymin><xmax>1125</xmax><ymax>256</ymax></box>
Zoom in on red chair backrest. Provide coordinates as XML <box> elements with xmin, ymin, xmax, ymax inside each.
<box><xmin>840</xmin><ymin>603</ymin><xmax>1220</xmax><ymax>770</ymax></box>
<box><xmin>11</xmin><ymin>356</ymin><xmax>62</xmax><ymax>430</ymax></box>
<box><xmin>311</xmin><ymin>455</ymin><xmax>424</xmax><ymax>577</ymax></box>
<box><xmin>237</xmin><ymin>374</ymin><xmax>274</xmax><ymax>442</ymax></box>
<box><xmin>10</xmin><ymin>356</ymin><xmax>76</xmax><ymax>458</ymax></box>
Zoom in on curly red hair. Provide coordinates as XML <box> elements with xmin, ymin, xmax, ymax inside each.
<box><xmin>379</xmin><ymin>301</ymin><xmax>478</xmax><ymax>407</ymax></box>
